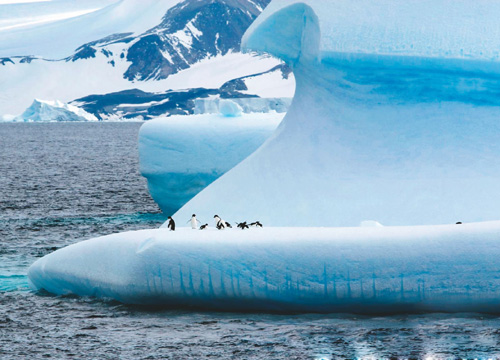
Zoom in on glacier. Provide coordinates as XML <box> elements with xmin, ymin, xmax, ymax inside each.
<box><xmin>172</xmin><ymin>0</ymin><xmax>500</xmax><ymax>227</ymax></box>
<box><xmin>0</xmin><ymin>0</ymin><xmax>181</xmax><ymax>58</ymax></box>
<box><xmin>28</xmin><ymin>221</ymin><xmax>500</xmax><ymax>313</ymax></box>
<box><xmin>139</xmin><ymin>112</ymin><xmax>282</xmax><ymax>214</ymax></box>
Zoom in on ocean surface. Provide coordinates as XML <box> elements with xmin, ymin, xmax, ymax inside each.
<box><xmin>1</xmin><ymin>122</ymin><xmax>500</xmax><ymax>359</ymax></box>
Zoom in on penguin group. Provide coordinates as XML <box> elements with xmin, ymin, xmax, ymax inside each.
<box><xmin>214</xmin><ymin>215</ymin><xmax>233</xmax><ymax>229</ymax></box>
<box><xmin>236</xmin><ymin>221</ymin><xmax>262</xmax><ymax>230</ymax></box>
<box><xmin>167</xmin><ymin>214</ymin><xmax>262</xmax><ymax>231</ymax></box>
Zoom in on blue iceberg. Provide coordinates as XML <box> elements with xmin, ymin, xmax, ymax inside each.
<box><xmin>173</xmin><ymin>0</ymin><xmax>500</xmax><ymax>227</ymax></box>
<box><xmin>28</xmin><ymin>222</ymin><xmax>500</xmax><ymax>313</ymax></box>
<box><xmin>29</xmin><ymin>0</ymin><xmax>500</xmax><ymax>312</ymax></box>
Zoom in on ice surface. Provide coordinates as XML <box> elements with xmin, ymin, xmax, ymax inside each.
<box><xmin>13</xmin><ymin>99</ymin><xmax>98</xmax><ymax>122</ymax></box>
<box><xmin>138</xmin><ymin>113</ymin><xmax>283</xmax><ymax>214</ymax></box>
<box><xmin>28</xmin><ymin>221</ymin><xmax>500</xmax><ymax>313</ymax></box>
<box><xmin>172</xmin><ymin>0</ymin><xmax>500</xmax><ymax>227</ymax></box>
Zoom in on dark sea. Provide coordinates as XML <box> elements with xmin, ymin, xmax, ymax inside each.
<box><xmin>1</xmin><ymin>122</ymin><xmax>500</xmax><ymax>360</ymax></box>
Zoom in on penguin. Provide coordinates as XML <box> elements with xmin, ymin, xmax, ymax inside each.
<box><xmin>214</xmin><ymin>215</ymin><xmax>227</xmax><ymax>230</ymax></box>
<box><xmin>456</xmin><ymin>222</ymin><xmax>463</xmax><ymax>225</ymax></box>
<box><xmin>250</xmin><ymin>221</ymin><xmax>263</xmax><ymax>228</ymax></box>
<box><xmin>167</xmin><ymin>216</ymin><xmax>176</xmax><ymax>231</ymax></box>
<box><xmin>236</xmin><ymin>222</ymin><xmax>249</xmax><ymax>230</ymax></box>
<box><xmin>188</xmin><ymin>214</ymin><xmax>201</xmax><ymax>229</ymax></box>
<box><xmin>225</xmin><ymin>222</ymin><xmax>232</xmax><ymax>228</ymax></box>
<box><xmin>200</xmin><ymin>224</ymin><xmax>208</xmax><ymax>230</ymax></box>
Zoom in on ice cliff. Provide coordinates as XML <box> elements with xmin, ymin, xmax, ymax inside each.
<box><xmin>172</xmin><ymin>0</ymin><xmax>500</xmax><ymax>227</ymax></box>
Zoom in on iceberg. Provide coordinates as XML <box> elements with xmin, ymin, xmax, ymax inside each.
<box><xmin>14</xmin><ymin>99</ymin><xmax>98</xmax><ymax>122</ymax></box>
<box><xmin>28</xmin><ymin>1</ymin><xmax>500</xmax><ymax>312</ymax></box>
<box><xmin>171</xmin><ymin>0</ymin><xmax>500</xmax><ymax>227</ymax></box>
<box><xmin>218</xmin><ymin>100</ymin><xmax>243</xmax><ymax>117</ymax></box>
<box><xmin>139</xmin><ymin>113</ymin><xmax>283</xmax><ymax>214</ymax></box>
<box><xmin>1</xmin><ymin>114</ymin><xmax>15</xmax><ymax>122</ymax></box>
<box><xmin>28</xmin><ymin>221</ymin><xmax>500</xmax><ymax>313</ymax></box>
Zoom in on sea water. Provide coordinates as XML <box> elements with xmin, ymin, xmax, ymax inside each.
<box><xmin>1</xmin><ymin>122</ymin><xmax>500</xmax><ymax>359</ymax></box>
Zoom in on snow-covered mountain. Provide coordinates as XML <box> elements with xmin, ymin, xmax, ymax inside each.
<box><xmin>0</xmin><ymin>0</ymin><xmax>294</xmax><ymax>120</ymax></box>
<box><xmin>123</xmin><ymin>0</ymin><xmax>269</xmax><ymax>81</ymax></box>
<box><xmin>71</xmin><ymin>64</ymin><xmax>290</xmax><ymax>120</ymax></box>
<box><xmin>0</xmin><ymin>0</ymin><xmax>180</xmax><ymax>58</ymax></box>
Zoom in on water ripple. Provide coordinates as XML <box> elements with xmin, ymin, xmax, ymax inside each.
<box><xmin>2</xmin><ymin>123</ymin><xmax>500</xmax><ymax>359</ymax></box>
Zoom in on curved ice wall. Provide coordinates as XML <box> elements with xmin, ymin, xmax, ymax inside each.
<box><xmin>173</xmin><ymin>0</ymin><xmax>500</xmax><ymax>227</ymax></box>
<box><xmin>139</xmin><ymin>114</ymin><xmax>282</xmax><ymax>214</ymax></box>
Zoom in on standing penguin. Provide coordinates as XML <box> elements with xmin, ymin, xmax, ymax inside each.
<box><xmin>188</xmin><ymin>214</ymin><xmax>201</xmax><ymax>229</ymax></box>
<box><xmin>167</xmin><ymin>216</ymin><xmax>176</xmax><ymax>231</ymax></box>
<box><xmin>214</xmin><ymin>215</ymin><xmax>227</xmax><ymax>230</ymax></box>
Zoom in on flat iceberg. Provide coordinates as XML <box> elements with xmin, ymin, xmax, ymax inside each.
<box><xmin>172</xmin><ymin>0</ymin><xmax>500</xmax><ymax>227</ymax></box>
<box><xmin>139</xmin><ymin>113</ymin><xmax>283</xmax><ymax>214</ymax></box>
<box><xmin>28</xmin><ymin>221</ymin><xmax>500</xmax><ymax>313</ymax></box>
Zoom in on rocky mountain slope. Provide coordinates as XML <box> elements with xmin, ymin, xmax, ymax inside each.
<box><xmin>0</xmin><ymin>0</ymin><xmax>294</xmax><ymax>120</ymax></box>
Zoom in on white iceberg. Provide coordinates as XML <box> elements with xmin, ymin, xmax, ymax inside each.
<box><xmin>28</xmin><ymin>221</ymin><xmax>500</xmax><ymax>312</ymax></box>
<box><xmin>1</xmin><ymin>114</ymin><xmax>15</xmax><ymax>122</ymax></box>
<box><xmin>14</xmin><ymin>99</ymin><xmax>98</xmax><ymax>122</ymax></box>
<box><xmin>172</xmin><ymin>0</ymin><xmax>500</xmax><ymax>227</ymax></box>
<box><xmin>139</xmin><ymin>113</ymin><xmax>283</xmax><ymax>214</ymax></box>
